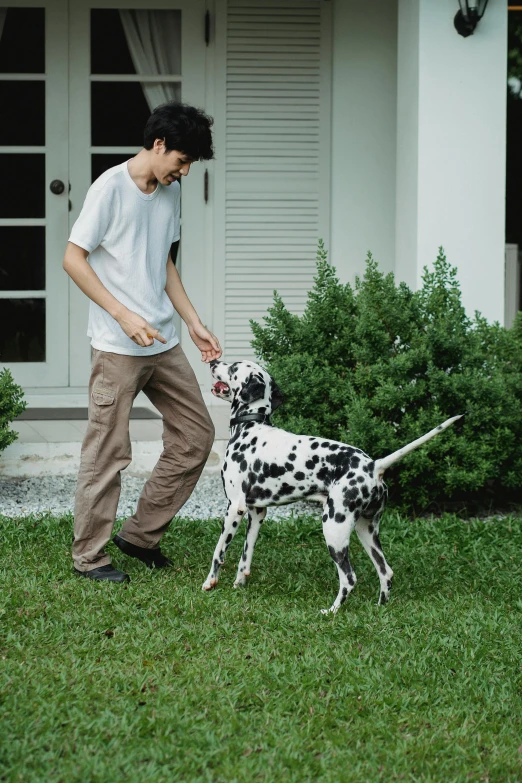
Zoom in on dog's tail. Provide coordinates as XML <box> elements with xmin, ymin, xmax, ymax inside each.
<box><xmin>373</xmin><ymin>415</ymin><xmax>463</xmax><ymax>479</ymax></box>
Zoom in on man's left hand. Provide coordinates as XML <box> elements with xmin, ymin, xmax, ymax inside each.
<box><xmin>188</xmin><ymin>321</ymin><xmax>222</xmax><ymax>363</ymax></box>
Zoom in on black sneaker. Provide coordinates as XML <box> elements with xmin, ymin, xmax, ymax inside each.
<box><xmin>113</xmin><ymin>534</ymin><xmax>173</xmax><ymax>569</ymax></box>
<box><xmin>74</xmin><ymin>564</ymin><xmax>130</xmax><ymax>582</ymax></box>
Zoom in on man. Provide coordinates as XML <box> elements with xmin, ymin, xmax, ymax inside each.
<box><xmin>63</xmin><ymin>101</ymin><xmax>221</xmax><ymax>583</ymax></box>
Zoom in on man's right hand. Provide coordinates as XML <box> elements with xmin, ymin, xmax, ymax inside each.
<box><xmin>116</xmin><ymin>308</ymin><xmax>167</xmax><ymax>347</ymax></box>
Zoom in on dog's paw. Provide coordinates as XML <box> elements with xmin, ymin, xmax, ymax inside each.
<box><xmin>202</xmin><ymin>578</ymin><xmax>218</xmax><ymax>591</ymax></box>
<box><xmin>233</xmin><ymin>576</ymin><xmax>248</xmax><ymax>589</ymax></box>
<box><xmin>320</xmin><ymin>605</ymin><xmax>339</xmax><ymax>615</ymax></box>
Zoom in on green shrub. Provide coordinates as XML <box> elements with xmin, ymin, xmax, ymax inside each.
<box><xmin>0</xmin><ymin>368</ymin><xmax>26</xmax><ymax>453</ymax></box>
<box><xmin>251</xmin><ymin>243</ymin><xmax>522</xmax><ymax>511</ymax></box>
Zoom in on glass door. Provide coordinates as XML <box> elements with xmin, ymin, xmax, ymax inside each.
<box><xmin>0</xmin><ymin>0</ymin><xmax>70</xmax><ymax>386</ymax></box>
<box><xmin>68</xmin><ymin>0</ymin><xmax>208</xmax><ymax>387</ymax></box>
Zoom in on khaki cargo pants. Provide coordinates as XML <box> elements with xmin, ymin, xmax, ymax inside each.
<box><xmin>72</xmin><ymin>344</ymin><xmax>215</xmax><ymax>572</ymax></box>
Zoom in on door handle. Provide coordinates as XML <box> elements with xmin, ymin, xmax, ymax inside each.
<box><xmin>50</xmin><ymin>179</ymin><xmax>65</xmax><ymax>195</ymax></box>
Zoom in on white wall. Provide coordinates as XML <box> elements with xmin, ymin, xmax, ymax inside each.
<box><xmin>396</xmin><ymin>0</ymin><xmax>507</xmax><ymax>323</ymax></box>
<box><xmin>330</xmin><ymin>0</ymin><xmax>398</xmax><ymax>284</ymax></box>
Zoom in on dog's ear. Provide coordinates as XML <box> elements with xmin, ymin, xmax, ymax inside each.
<box><xmin>240</xmin><ymin>373</ymin><xmax>266</xmax><ymax>405</ymax></box>
<box><xmin>270</xmin><ymin>379</ymin><xmax>284</xmax><ymax>412</ymax></box>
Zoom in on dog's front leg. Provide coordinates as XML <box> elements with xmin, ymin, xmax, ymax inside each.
<box><xmin>234</xmin><ymin>505</ymin><xmax>266</xmax><ymax>588</ymax></box>
<box><xmin>202</xmin><ymin>502</ymin><xmax>245</xmax><ymax>590</ymax></box>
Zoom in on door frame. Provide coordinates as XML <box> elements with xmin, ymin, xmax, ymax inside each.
<box><xmin>0</xmin><ymin>0</ymin><xmax>70</xmax><ymax>387</ymax></box>
<box><xmin>68</xmin><ymin>0</ymin><xmax>211</xmax><ymax>388</ymax></box>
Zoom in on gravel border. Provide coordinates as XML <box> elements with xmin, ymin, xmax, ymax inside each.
<box><xmin>0</xmin><ymin>472</ymin><xmax>320</xmax><ymax>520</ymax></box>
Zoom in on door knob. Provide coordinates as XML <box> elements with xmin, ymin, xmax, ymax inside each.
<box><xmin>50</xmin><ymin>179</ymin><xmax>65</xmax><ymax>195</ymax></box>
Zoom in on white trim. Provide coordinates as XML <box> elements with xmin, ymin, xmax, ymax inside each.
<box><xmin>0</xmin><ymin>73</ymin><xmax>46</xmax><ymax>80</ymax></box>
<box><xmin>0</xmin><ymin>291</ymin><xmax>46</xmax><ymax>299</ymax></box>
<box><xmin>90</xmin><ymin>74</ymin><xmax>182</xmax><ymax>82</ymax></box>
<box><xmin>0</xmin><ymin>218</ymin><xmax>46</xmax><ymax>226</ymax></box>
<box><xmin>90</xmin><ymin>146</ymin><xmax>140</xmax><ymax>153</ymax></box>
<box><xmin>0</xmin><ymin>146</ymin><xmax>47</xmax><ymax>153</ymax></box>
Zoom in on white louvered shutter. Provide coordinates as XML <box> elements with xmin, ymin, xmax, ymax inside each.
<box><xmin>223</xmin><ymin>0</ymin><xmax>331</xmax><ymax>360</ymax></box>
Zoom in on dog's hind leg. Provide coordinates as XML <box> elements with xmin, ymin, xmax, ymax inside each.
<box><xmin>202</xmin><ymin>500</ymin><xmax>245</xmax><ymax>591</ymax></box>
<box><xmin>233</xmin><ymin>505</ymin><xmax>266</xmax><ymax>588</ymax></box>
<box><xmin>355</xmin><ymin>513</ymin><xmax>394</xmax><ymax>605</ymax></box>
<box><xmin>321</xmin><ymin>494</ymin><xmax>358</xmax><ymax>614</ymax></box>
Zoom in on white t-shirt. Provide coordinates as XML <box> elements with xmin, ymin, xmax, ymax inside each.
<box><xmin>69</xmin><ymin>160</ymin><xmax>181</xmax><ymax>356</ymax></box>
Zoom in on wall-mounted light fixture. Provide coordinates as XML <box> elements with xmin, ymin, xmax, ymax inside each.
<box><xmin>454</xmin><ymin>0</ymin><xmax>489</xmax><ymax>37</ymax></box>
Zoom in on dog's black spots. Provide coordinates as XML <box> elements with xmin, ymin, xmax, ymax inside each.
<box><xmin>213</xmin><ymin>558</ymin><xmax>220</xmax><ymax>569</ymax></box>
<box><xmin>241</xmin><ymin>480</ymin><xmax>248</xmax><ymax>494</ymax></box>
<box><xmin>242</xmin><ymin>551</ymin><xmax>247</xmax><ymax>562</ymax></box>
<box><xmin>223</xmin><ymin>461</ymin><xmax>228</xmax><ymax>472</ymax></box>
<box><xmin>311</xmin><ymin>442</ymin><xmax>319</xmax><ymax>451</ymax></box>
<box><xmin>361</xmin><ymin>485</ymin><xmax>370</xmax><ymax>499</ymax></box>
<box><xmin>225</xmin><ymin>534</ymin><xmax>232</xmax><ymax>544</ymax></box>
<box><xmin>292</xmin><ymin>445</ymin><xmax>297</xmax><ymax>451</ymax></box>
<box><xmin>347</xmin><ymin>471</ymin><xmax>355</xmax><ymax>479</ymax></box>
<box><xmin>316</xmin><ymin>466</ymin><xmax>331</xmax><ymax>485</ymax></box>
<box><xmin>362</xmin><ymin>460</ymin><xmax>375</xmax><ymax>475</ymax></box>
<box><xmin>329</xmin><ymin>444</ymin><xmax>339</xmax><ymax>451</ymax></box>
<box><xmin>240</xmin><ymin>460</ymin><xmax>248</xmax><ymax>472</ymax></box>
<box><xmin>334</xmin><ymin>512</ymin><xmax>346</xmax><ymax>523</ymax></box>
<box><xmin>294</xmin><ymin>471</ymin><xmax>305</xmax><ymax>481</ymax></box>
<box><xmin>348</xmin><ymin>501</ymin><xmax>357</xmax><ymax>513</ymax></box>
<box><xmin>327</xmin><ymin>497</ymin><xmax>335</xmax><ymax>519</ymax></box>
<box><xmin>253</xmin><ymin>458</ymin><xmax>262</xmax><ymax>472</ymax></box>
<box><xmin>387</xmin><ymin>579</ymin><xmax>392</xmax><ymax>591</ymax></box>
<box><xmin>232</xmin><ymin>521</ymin><xmax>238</xmax><ymax>528</ymax></box>
<box><xmin>299</xmin><ymin>486</ymin><xmax>305</xmax><ymax>491</ymax></box>
<box><xmin>321</xmin><ymin>442</ymin><xmax>329</xmax><ymax>448</ymax></box>
<box><xmin>228</xmin><ymin>363</ymin><xmax>239</xmax><ymax>377</ymax></box>
<box><xmin>288</xmin><ymin>453</ymin><xmax>297</xmax><ymax>461</ymax></box>
<box><xmin>248</xmin><ymin>471</ymin><xmax>257</xmax><ymax>486</ymax></box>
<box><xmin>341</xmin><ymin>587</ymin><xmax>348</xmax><ymax>601</ymax></box>
<box><xmin>258</xmin><ymin>475</ymin><xmax>266</xmax><ymax>484</ymax></box>
<box><xmin>373</xmin><ymin>532</ymin><xmax>383</xmax><ymax>551</ymax></box>
<box><xmin>349</xmin><ymin>479</ymin><xmax>357</xmax><ymax>487</ymax></box>
<box><xmin>371</xmin><ymin>547</ymin><xmax>387</xmax><ymax>575</ymax></box>
<box><xmin>305</xmin><ymin>460</ymin><xmax>315</xmax><ymax>471</ymax></box>
<box><xmin>285</xmin><ymin>462</ymin><xmax>295</xmax><ymax>472</ymax></box>
<box><xmin>251</xmin><ymin>437</ymin><xmax>258</xmax><ymax>446</ymax></box>
<box><xmin>368</xmin><ymin>523</ymin><xmax>374</xmax><ymax>533</ymax></box>
<box><xmin>240</xmin><ymin>443</ymin><xmax>248</xmax><ymax>452</ymax></box>
<box><xmin>380</xmin><ymin>591</ymin><xmax>388</xmax><ymax>604</ymax></box>
<box><xmin>268</xmin><ymin>462</ymin><xmax>286</xmax><ymax>478</ymax></box>
<box><xmin>278</xmin><ymin>482</ymin><xmax>294</xmax><ymax>497</ymax></box>
<box><xmin>343</xmin><ymin>486</ymin><xmax>359</xmax><ymax>502</ymax></box>
<box><xmin>221</xmin><ymin>522</ymin><xmax>225</xmax><ymax>533</ymax></box>
<box><xmin>322</xmin><ymin>513</ymin><xmax>328</xmax><ymax>523</ymax></box>
<box><xmin>351</xmin><ymin>456</ymin><xmax>360</xmax><ymax>469</ymax></box>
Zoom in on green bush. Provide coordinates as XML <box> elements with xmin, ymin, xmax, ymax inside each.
<box><xmin>0</xmin><ymin>368</ymin><xmax>26</xmax><ymax>454</ymax></box>
<box><xmin>251</xmin><ymin>243</ymin><xmax>522</xmax><ymax>511</ymax></box>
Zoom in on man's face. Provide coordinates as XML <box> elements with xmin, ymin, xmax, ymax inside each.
<box><xmin>152</xmin><ymin>140</ymin><xmax>193</xmax><ymax>185</ymax></box>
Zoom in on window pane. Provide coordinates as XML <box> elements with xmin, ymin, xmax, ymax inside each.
<box><xmin>91</xmin><ymin>153</ymin><xmax>132</xmax><ymax>183</ymax></box>
<box><xmin>0</xmin><ymin>227</ymin><xmax>45</xmax><ymax>290</ymax></box>
<box><xmin>0</xmin><ymin>155</ymin><xmax>45</xmax><ymax>218</ymax></box>
<box><xmin>91</xmin><ymin>10</ymin><xmax>136</xmax><ymax>75</ymax></box>
<box><xmin>0</xmin><ymin>299</ymin><xmax>45</xmax><ymax>362</ymax></box>
<box><xmin>91</xmin><ymin>82</ymin><xmax>152</xmax><ymax>146</ymax></box>
<box><xmin>90</xmin><ymin>10</ymin><xmax>181</xmax><ymax>75</ymax></box>
<box><xmin>0</xmin><ymin>9</ymin><xmax>45</xmax><ymax>73</ymax></box>
<box><xmin>0</xmin><ymin>82</ymin><xmax>45</xmax><ymax>145</ymax></box>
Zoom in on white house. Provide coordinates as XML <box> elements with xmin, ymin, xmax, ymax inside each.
<box><xmin>0</xmin><ymin>0</ymin><xmax>511</xmax><ymax>400</ymax></box>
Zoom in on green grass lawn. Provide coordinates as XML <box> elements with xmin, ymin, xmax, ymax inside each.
<box><xmin>0</xmin><ymin>510</ymin><xmax>521</xmax><ymax>783</ymax></box>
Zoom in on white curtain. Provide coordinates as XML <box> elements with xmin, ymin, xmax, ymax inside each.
<box><xmin>119</xmin><ymin>10</ymin><xmax>181</xmax><ymax>112</ymax></box>
<box><xmin>0</xmin><ymin>9</ymin><xmax>8</xmax><ymax>41</ymax></box>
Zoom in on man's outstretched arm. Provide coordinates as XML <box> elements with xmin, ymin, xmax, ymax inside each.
<box><xmin>165</xmin><ymin>253</ymin><xmax>222</xmax><ymax>362</ymax></box>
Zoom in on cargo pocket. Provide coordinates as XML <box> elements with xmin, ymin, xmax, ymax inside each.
<box><xmin>91</xmin><ymin>386</ymin><xmax>116</xmax><ymax>426</ymax></box>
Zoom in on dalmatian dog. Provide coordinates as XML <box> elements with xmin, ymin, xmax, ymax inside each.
<box><xmin>203</xmin><ymin>359</ymin><xmax>461</xmax><ymax>614</ymax></box>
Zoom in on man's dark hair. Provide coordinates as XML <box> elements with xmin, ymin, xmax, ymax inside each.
<box><xmin>144</xmin><ymin>101</ymin><xmax>214</xmax><ymax>160</ymax></box>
